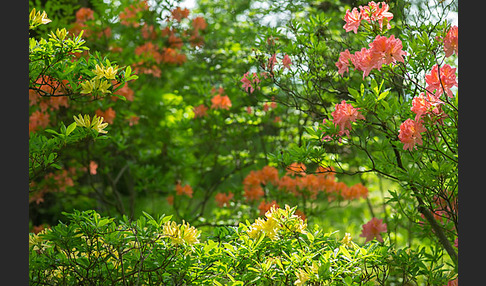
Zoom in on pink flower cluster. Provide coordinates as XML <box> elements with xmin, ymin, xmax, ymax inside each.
<box><xmin>443</xmin><ymin>25</ymin><xmax>458</xmax><ymax>58</ymax></box>
<box><xmin>240</xmin><ymin>72</ymin><xmax>261</xmax><ymax>94</ymax></box>
<box><xmin>331</xmin><ymin>100</ymin><xmax>365</xmax><ymax>136</ymax></box>
<box><xmin>425</xmin><ymin>64</ymin><xmax>457</xmax><ymax>99</ymax></box>
<box><xmin>336</xmin><ymin>35</ymin><xmax>407</xmax><ymax>78</ymax></box>
<box><xmin>399</xmin><ymin>64</ymin><xmax>457</xmax><ymax>151</ymax></box>
<box><xmin>343</xmin><ymin>1</ymin><xmax>393</xmax><ymax>34</ymax></box>
<box><xmin>360</xmin><ymin>217</ymin><xmax>387</xmax><ymax>243</ymax></box>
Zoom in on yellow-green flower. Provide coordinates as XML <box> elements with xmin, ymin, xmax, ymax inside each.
<box><xmin>97</xmin><ymin>79</ymin><xmax>112</xmax><ymax>94</ymax></box>
<box><xmin>294</xmin><ymin>269</ymin><xmax>310</xmax><ymax>286</ymax></box>
<box><xmin>73</xmin><ymin>114</ymin><xmax>109</xmax><ymax>134</ymax></box>
<box><xmin>93</xmin><ymin>64</ymin><xmax>106</xmax><ymax>80</ymax></box>
<box><xmin>73</xmin><ymin>114</ymin><xmax>91</xmax><ymax>128</ymax></box>
<box><xmin>341</xmin><ymin>232</ymin><xmax>354</xmax><ymax>248</ymax></box>
<box><xmin>104</xmin><ymin>66</ymin><xmax>118</xmax><ymax>80</ymax></box>
<box><xmin>29</xmin><ymin>8</ymin><xmax>51</xmax><ymax>29</ymax></box>
<box><xmin>79</xmin><ymin>79</ymin><xmax>111</xmax><ymax>94</ymax></box>
<box><xmin>93</xmin><ymin>64</ymin><xmax>118</xmax><ymax>80</ymax></box>
<box><xmin>91</xmin><ymin>115</ymin><xmax>109</xmax><ymax>134</ymax></box>
<box><xmin>163</xmin><ymin>220</ymin><xmax>200</xmax><ymax>246</ymax></box>
<box><xmin>80</xmin><ymin>80</ymin><xmax>95</xmax><ymax>94</ymax></box>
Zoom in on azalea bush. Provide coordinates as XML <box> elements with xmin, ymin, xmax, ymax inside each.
<box><xmin>29</xmin><ymin>0</ymin><xmax>458</xmax><ymax>285</ymax></box>
<box><xmin>242</xmin><ymin>0</ymin><xmax>458</xmax><ymax>279</ymax></box>
<box><xmin>31</xmin><ymin>207</ymin><xmax>428</xmax><ymax>285</ymax></box>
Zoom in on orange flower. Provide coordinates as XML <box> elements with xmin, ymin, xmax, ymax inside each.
<box><xmin>443</xmin><ymin>25</ymin><xmax>458</xmax><ymax>58</ymax></box>
<box><xmin>29</xmin><ymin>110</ymin><xmax>50</xmax><ymax>133</ymax></box>
<box><xmin>215</xmin><ymin>192</ymin><xmax>234</xmax><ymax>207</ymax></box>
<box><xmin>192</xmin><ymin>17</ymin><xmax>207</xmax><ymax>31</ymax></box>
<box><xmin>113</xmin><ymin>82</ymin><xmax>135</xmax><ymax>102</ymax></box>
<box><xmin>75</xmin><ymin>7</ymin><xmax>94</xmax><ymax>23</ymax></box>
<box><xmin>294</xmin><ymin>209</ymin><xmax>307</xmax><ymax>222</ymax></box>
<box><xmin>95</xmin><ymin>107</ymin><xmax>116</xmax><ymax>124</ymax></box>
<box><xmin>89</xmin><ymin>161</ymin><xmax>98</xmax><ymax>175</ymax></box>
<box><xmin>285</xmin><ymin>162</ymin><xmax>307</xmax><ymax>176</ymax></box>
<box><xmin>243</xmin><ymin>170</ymin><xmax>263</xmax><ymax>187</ymax></box>
<box><xmin>176</xmin><ymin>183</ymin><xmax>193</xmax><ymax>198</ymax></box>
<box><xmin>342</xmin><ymin>183</ymin><xmax>368</xmax><ymax>200</ymax></box>
<box><xmin>167</xmin><ymin>195</ymin><xmax>174</xmax><ymax>205</ymax></box>
<box><xmin>260</xmin><ymin>165</ymin><xmax>279</xmax><ymax>186</ymax></box>
<box><xmin>243</xmin><ymin>185</ymin><xmax>264</xmax><ymax>202</ymax></box>
<box><xmin>193</xmin><ymin>104</ymin><xmax>208</xmax><ymax>118</ymax></box>
<box><xmin>127</xmin><ymin>115</ymin><xmax>140</xmax><ymax>126</ymax></box>
<box><xmin>211</xmin><ymin>94</ymin><xmax>232</xmax><ymax>110</ymax></box>
<box><xmin>277</xmin><ymin>175</ymin><xmax>297</xmax><ymax>194</ymax></box>
<box><xmin>171</xmin><ymin>7</ymin><xmax>190</xmax><ymax>22</ymax></box>
<box><xmin>258</xmin><ymin>200</ymin><xmax>279</xmax><ymax>216</ymax></box>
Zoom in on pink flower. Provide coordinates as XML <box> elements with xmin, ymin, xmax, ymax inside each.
<box><xmin>240</xmin><ymin>72</ymin><xmax>261</xmax><ymax>94</ymax></box>
<box><xmin>331</xmin><ymin>100</ymin><xmax>365</xmax><ymax>136</ymax></box>
<box><xmin>241</xmin><ymin>72</ymin><xmax>255</xmax><ymax>93</ymax></box>
<box><xmin>444</xmin><ymin>278</ymin><xmax>458</xmax><ymax>286</ymax></box>
<box><xmin>425</xmin><ymin>64</ymin><xmax>458</xmax><ymax>99</ymax></box>
<box><xmin>351</xmin><ymin>47</ymin><xmax>378</xmax><ymax>79</ymax></box>
<box><xmin>368</xmin><ymin>35</ymin><xmax>407</xmax><ymax>66</ymax></box>
<box><xmin>444</xmin><ymin>25</ymin><xmax>458</xmax><ymax>58</ymax></box>
<box><xmin>343</xmin><ymin>7</ymin><xmax>361</xmax><ymax>33</ymax></box>
<box><xmin>282</xmin><ymin>54</ymin><xmax>292</xmax><ymax>70</ymax></box>
<box><xmin>336</xmin><ymin>49</ymin><xmax>354</xmax><ymax>76</ymax></box>
<box><xmin>411</xmin><ymin>92</ymin><xmax>444</xmax><ymax>120</ymax></box>
<box><xmin>267</xmin><ymin>54</ymin><xmax>277</xmax><ymax>71</ymax></box>
<box><xmin>360</xmin><ymin>217</ymin><xmax>387</xmax><ymax>243</ymax></box>
<box><xmin>89</xmin><ymin>161</ymin><xmax>98</xmax><ymax>175</ymax></box>
<box><xmin>398</xmin><ymin>118</ymin><xmax>427</xmax><ymax>151</ymax></box>
<box><xmin>360</xmin><ymin>1</ymin><xmax>393</xmax><ymax>30</ymax></box>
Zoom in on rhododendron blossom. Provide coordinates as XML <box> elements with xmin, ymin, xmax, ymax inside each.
<box><xmin>193</xmin><ymin>104</ymin><xmax>208</xmax><ymax>118</ymax></box>
<box><xmin>359</xmin><ymin>217</ymin><xmax>387</xmax><ymax>242</ymax></box>
<box><xmin>175</xmin><ymin>183</ymin><xmax>193</xmax><ymax>198</ymax></box>
<box><xmin>95</xmin><ymin>107</ymin><xmax>116</xmax><ymax>124</ymax></box>
<box><xmin>240</xmin><ymin>72</ymin><xmax>261</xmax><ymax>94</ymax></box>
<box><xmin>368</xmin><ymin>34</ymin><xmax>407</xmax><ymax>66</ymax></box>
<box><xmin>360</xmin><ymin>1</ymin><xmax>393</xmax><ymax>30</ymax></box>
<box><xmin>331</xmin><ymin>100</ymin><xmax>365</xmax><ymax>136</ymax></box>
<box><xmin>411</xmin><ymin>92</ymin><xmax>444</xmax><ymax>120</ymax></box>
<box><xmin>282</xmin><ymin>54</ymin><xmax>292</xmax><ymax>70</ymax></box>
<box><xmin>444</xmin><ymin>25</ymin><xmax>458</xmax><ymax>58</ymax></box>
<box><xmin>210</xmin><ymin>94</ymin><xmax>232</xmax><ymax>110</ymax></box>
<box><xmin>335</xmin><ymin>49</ymin><xmax>353</xmax><ymax>76</ymax></box>
<box><xmin>425</xmin><ymin>64</ymin><xmax>457</xmax><ymax>98</ymax></box>
<box><xmin>343</xmin><ymin>2</ymin><xmax>393</xmax><ymax>33</ymax></box>
<box><xmin>398</xmin><ymin>118</ymin><xmax>427</xmax><ymax>151</ymax></box>
<box><xmin>343</xmin><ymin>7</ymin><xmax>361</xmax><ymax>33</ymax></box>
<box><xmin>215</xmin><ymin>192</ymin><xmax>234</xmax><ymax>207</ymax></box>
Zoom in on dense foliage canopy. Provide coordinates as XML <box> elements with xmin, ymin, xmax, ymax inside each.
<box><xmin>29</xmin><ymin>0</ymin><xmax>458</xmax><ymax>284</ymax></box>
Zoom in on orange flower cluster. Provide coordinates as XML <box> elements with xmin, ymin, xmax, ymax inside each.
<box><xmin>215</xmin><ymin>192</ymin><xmax>234</xmax><ymax>207</ymax></box>
<box><xmin>119</xmin><ymin>0</ymin><xmax>148</xmax><ymax>28</ymax></box>
<box><xmin>175</xmin><ymin>182</ymin><xmax>193</xmax><ymax>198</ymax></box>
<box><xmin>193</xmin><ymin>104</ymin><xmax>208</xmax><ymax>118</ymax></box>
<box><xmin>95</xmin><ymin>107</ymin><xmax>116</xmax><ymax>124</ymax></box>
<box><xmin>70</xmin><ymin>7</ymin><xmax>95</xmax><ymax>36</ymax></box>
<box><xmin>210</xmin><ymin>86</ymin><xmax>232</xmax><ymax>110</ymax></box>
<box><xmin>243</xmin><ymin>163</ymin><xmax>369</xmax><ymax>203</ymax></box>
<box><xmin>258</xmin><ymin>200</ymin><xmax>279</xmax><ymax>216</ymax></box>
<box><xmin>29</xmin><ymin>169</ymin><xmax>75</xmax><ymax>204</ymax></box>
<box><xmin>242</xmin><ymin>166</ymin><xmax>279</xmax><ymax>202</ymax></box>
<box><xmin>112</xmin><ymin>82</ymin><xmax>135</xmax><ymax>102</ymax></box>
<box><xmin>29</xmin><ymin>76</ymin><xmax>70</xmax><ymax>133</ymax></box>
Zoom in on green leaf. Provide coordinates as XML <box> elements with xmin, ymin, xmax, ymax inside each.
<box><xmin>348</xmin><ymin>87</ymin><xmax>359</xmax><ymax>99</ymax></box>
<box><xmin>66</xmin><ymin>122</ymin><xmax>77</xmax><ymax>136</ymax></box>
<box><xmin>377</xmin><ymin>90</ymin><xmax>389</xmax><ymax>101</ymax></box>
